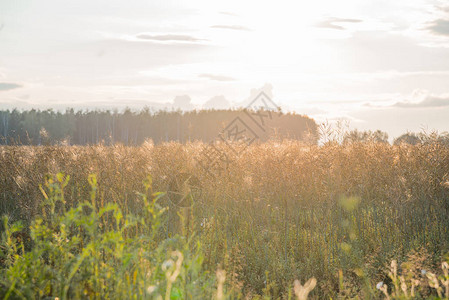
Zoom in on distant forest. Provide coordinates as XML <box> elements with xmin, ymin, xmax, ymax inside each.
<box><xmin>0</xmin><ymin>109</ymin><xmax>318</xmax><ymax>145</ymax></box>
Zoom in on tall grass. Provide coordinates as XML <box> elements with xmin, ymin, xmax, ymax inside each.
<box><xmin>1</xmin><ymin>138</ymin><xmax>449</xmax><ymax>298</ymax></box>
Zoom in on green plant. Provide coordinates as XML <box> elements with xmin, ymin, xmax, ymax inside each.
<box><xmin>0</xmin><ymin>173</ymin><xmax>214</xmax><ymax>299</ymax></box>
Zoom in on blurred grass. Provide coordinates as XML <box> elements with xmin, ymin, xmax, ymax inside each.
<box><xmin>1</xmin><ymin>139</ymin><xmax>449</xmax><ymax>298</ymax></box>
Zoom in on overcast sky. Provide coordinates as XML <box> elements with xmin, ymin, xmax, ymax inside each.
<box><xmin>1</xmin><ymin>0</ymin><xmax>449</xmax><ymax>137</ymax></box>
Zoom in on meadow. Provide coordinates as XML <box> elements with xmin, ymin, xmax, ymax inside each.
<box><xmin>1</xmin><ymin>136</ymin><xmax>449</xmax><ymax>299</ymax></box>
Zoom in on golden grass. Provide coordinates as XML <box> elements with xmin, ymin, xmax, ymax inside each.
<box><xmin>1</xmin><ymin>140</ymin><xmax>449</xmax><ymax>298</ymax></box>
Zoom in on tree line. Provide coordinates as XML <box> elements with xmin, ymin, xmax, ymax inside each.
<box><xmin>341</xmin><ymin>129</ymin><xmax>449</xmax><ymax>145</ymax></box>
<box><xmin>0</xmin><ymin>108</ymin><xmax>318</xmax><ymax>145</ymax></box>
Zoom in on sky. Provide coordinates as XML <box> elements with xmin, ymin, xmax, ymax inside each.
<box><xmin>1</xmin><ymin>0</ymin><xmax>449</xmax><ymax>138</ymax></box>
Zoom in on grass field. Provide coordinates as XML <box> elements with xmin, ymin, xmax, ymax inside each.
<box><xmin>1</xmin><ymin>139</ymin><xmax>449</xmax><ymax>299</ymax></box>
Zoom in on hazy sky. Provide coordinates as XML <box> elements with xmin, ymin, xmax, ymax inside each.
<box><xmin>1</xmin><ymin>0</ymin><xmax>449</xmax><ymax>137</ymax></box>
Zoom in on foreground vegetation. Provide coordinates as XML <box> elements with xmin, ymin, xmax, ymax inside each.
<box><xmin>1</xmin><ymin>136</ymin><xmax>449</xmax><ymax>298</ymax></box>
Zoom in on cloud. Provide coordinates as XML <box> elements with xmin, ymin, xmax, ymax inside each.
<box><xmin>78</xmin><ymin>38</ymin><xmax>214</xmax><ymax>72</ymax></box>
<box><xmin>328</xmin><ymin>31</ymin><xmax>449</xmax><ymax>72</ymax></box>
<box><xmin>315</xmin><ymin>17</ymin><xmax>362</xmax><ymax>30</ymax></box>
<box><xmin>210</xmin><ymin>25</ymin><xmax>250</xmax><ymax>31</ymax></box>
<box><xmin>219</xmin><ymin>11</ymin><xmax>238</xmax><ymax>17</ymax></box>
<box><xmin>427</xmin><ymin>19</ymin><xmax>449</xmax><ymax>36</ymax></box>
<box><xmin>198</xmin><ymin>73</ymin><xmax>236</xmax><ymax>81</ymax></box>
<box><xmin>236</xmin><ymin>83</ymin><xmax>275</xmax><ymax>108</ymax></box>
<box><xmin>172</xmin><ymin>95</ymin><xmax>195</xmax><ymax>110</ymax></box>
<box><xmin>394</xmin><ymin>95</ymin><xmax>449</xmax><ymax>108</ymax></box>
<box><xmin>136</xmin><ymin>34</ymin><xmax>205</xmax><ymax>42</ymax></box>
<box><xmin>435</xmin><ymin>5</ymin><xmax>449</xmax><ymax>13</ymax></box>
<box><xmin>138</xmin><ymin>76</ymin><xmax>190</xmax><ymax>86</ymax></box>
<box><xmin>0</xmin><ymin>82</ymin><xmax>22</xmax><ymax>91</ymax></box>
<box><xmin>296</xmin><ymin>107</ymin><xmax>327</xmax><ymax>115</ymax></box>
<box><xmin>351</xmin><ymin>103</ymin><xmax>449</xmax><ymax>139</ymax></box>
<box><xmin>203</xmin><ymin>95</ymin><xmax>231</xmax><ymax>109</ymax></box>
